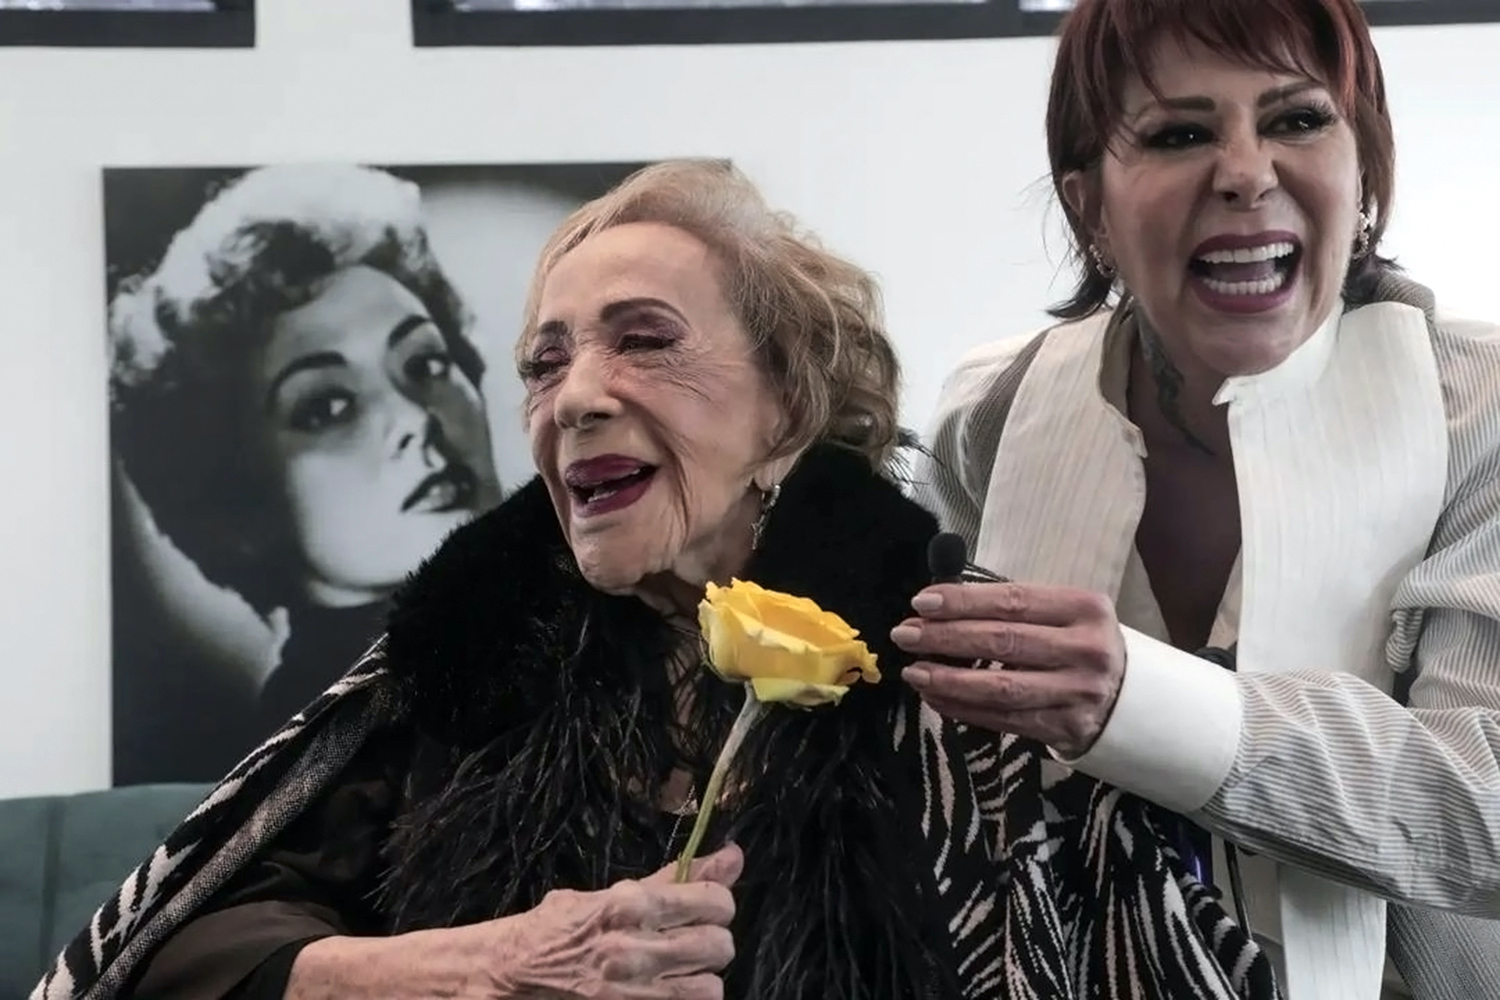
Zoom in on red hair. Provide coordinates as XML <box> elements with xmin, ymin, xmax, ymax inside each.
<box><xmin>1045</xmin><ymin>0</ymin><xmax>1394</xmax><ymax>320</ymax></box>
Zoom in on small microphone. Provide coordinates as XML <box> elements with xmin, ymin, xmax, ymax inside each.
<box><xmin>927</xmin><ymin>532</ymin><xmax>968</xmax><ymax>585</ymax></box>
<box><xmin>921</xmin><ymin>532</ymin><xmax>985</xmax><ymax>671</ymax></box>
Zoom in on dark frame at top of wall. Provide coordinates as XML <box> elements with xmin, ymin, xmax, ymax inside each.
<box><xmin>412</xmin><ymin>0</ymin><xmax>1500</xmax><ymax>48</ymax></box>
<box><xmin>0</xmin><ymin>2</ymin><xmax>253</xmax><ymax>48</ymax></box>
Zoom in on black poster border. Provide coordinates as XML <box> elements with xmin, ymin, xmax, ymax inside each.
<box><xmin>415</xmin><ymin>0</ymin><xmax>1039</xmax><ymax>47</ymax></box>
<box><xmin>411</xmin><ymin>0</ymin><xmax>1500</xmax><ymax>48</ymax></box>
<box><xmin>0</xmin><ymin>3</ymin><xmax>253</xmax><ymax>49</ymax></box>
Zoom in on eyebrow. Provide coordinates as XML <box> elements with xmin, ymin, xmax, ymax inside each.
<box><xmin>264</xmin><ymin>312</ymin><xmax>433</xmax><ymax>409</ymax></box>
<box><xmin>1125</xmin><ymin>81</ymin><xmax>1323</xmax><ymax>124</ymax></box>
<box><xmin>533</xmin><ymin>296</ymin><xmax>689</xmax><ymax>345</ymax></box>
<box><xmin>386</xmin><ymin>313</ymin><xmax>434</xmax><ymax>349</ymax></box>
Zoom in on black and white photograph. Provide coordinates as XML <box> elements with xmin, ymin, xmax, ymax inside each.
<box><xmin>412</xmin><ymin>0</ymin><xmax>1500</xmax><ymax>45</ymax></box>
<box><xmin>0</xmin><ymin>0</ymin><xmax>252</xmax><ymax>47</ymax></box>
<box><xmin>413</xmin><ymin>0</ymin><xmax>1057</xmax><ymax>46</ymax></box>
<box><xmin>105</xmin><ymin>160</ymin><xmax>651</xmax><ymax>785</ymax></box>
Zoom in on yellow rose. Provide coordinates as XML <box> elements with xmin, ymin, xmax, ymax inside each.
<box><xmin>697</xmin><ymin>579</ymin><xmax>880</xmax><ymax>707</ymax></box>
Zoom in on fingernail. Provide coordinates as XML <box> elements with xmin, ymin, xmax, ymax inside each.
<box><xmin>911</xmin><ymin>592</ymin><xmax>943</xmax><ymax>613</ymax></box>
<box><xmin>902</xmin><ymin>666</ymin><xmax>932</xmax><ymax>688</ymax></box>
<box><xmin>890</xmin><ymin>624</ymin><xmax>922</xmax><ymax>645</ymax></box>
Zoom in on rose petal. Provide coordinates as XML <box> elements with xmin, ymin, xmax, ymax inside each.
<box><xmin>753</xmin><ymin>588</ymin><xmax>860</xmax><ymax>642</ymax></box>
<box><xmin>717</xmin><ymin>579</ymin><xmax>765</xmax><ymax>618</ymax></box>
<box><xmin>728</xmin><ymin>614</ymin><xmax>826</xmax><ymax>680</ymax></box>
<box><xmin>700</xmin><ymin>593</ymin><xmax>751</xmax><ymax>681</ymax></box>
<box><xmin>750</xmin><ymin>677</ymin><xmax>851</xmax><ymax>706</ymax></box>
<box><xmin>757</xmin><ymin>607</ymin><xmax>861</xmax><ymax>647</ymax></box>
<box><xmin>737</xmin><ymin>622</ymin><xmax>854</xmax><ymax>686</ymax></box>
<box><xmin>842</xmin><ymin>642</ymin><xmax>881</xmax><ymax>683</ymax></box>
<box><xmin>724</xmin><ymin>580</ymin><xmax>862</xmax><ymax>644</ymax></box>
<box><xmin>699</xmin><ymin>581</ymin><xmax>880</xmax><ymax>694</ymax></box>
<box><xmin>728</xmin><ymin>580</ymin><xmax>860</xmax><ymax>643</ymax></box>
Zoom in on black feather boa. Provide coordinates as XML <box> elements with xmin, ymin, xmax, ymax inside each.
<box><xmin>376</xmin><ymin>444</ymin><xmax>960</xmax><ymax>1000</ymax></box>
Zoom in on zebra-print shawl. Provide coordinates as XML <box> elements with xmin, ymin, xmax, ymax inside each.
<box><xmin>34</xmin><ymin>444</ymin><xmax>1280</xmax><ymax>1000</ymax></box>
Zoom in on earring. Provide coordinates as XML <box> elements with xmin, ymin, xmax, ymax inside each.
<box><xmin>750</xmin><ymin>482</ymin><xmax>781</xmax><ymax>551</ymax></box>
<box><xmin>1089</xmin><ymin>243</ymin><xmax>1116</xmax><ymax>280</ymax></box>
<box><xmin>1353</xmin><ymin>210</ymin><xmax>1374</xmax><ymax>258</ymax></box>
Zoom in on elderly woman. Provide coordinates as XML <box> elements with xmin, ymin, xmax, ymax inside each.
<box><xmin>40</xmin><ymin>161</ymin><xmax>1278</xmax><ymax>1000</ymax></box>
<box><xmin>108</xmin><ymin>164</ymin><xmax>503</xmax><ymax>759</ymax></box>
<box><xmin>899</xmin><ymin>2</ymin><xmax>1500</xmax><ymax>998</ymax></box>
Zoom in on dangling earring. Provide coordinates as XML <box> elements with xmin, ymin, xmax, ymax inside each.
<box><xmin>1089</xmin><ymin>243</ymin><xmax>1116</xmax><ymax>280</ymax></box>
<box><xmin>750</xmin><ymin>482</ymin><xmax>781</xmax><ymax>551</ymax></box>
<box><xmin>1353</xmin><ymin>210</ymin><xmax>1374</xmax><ymax>258</ymax></box>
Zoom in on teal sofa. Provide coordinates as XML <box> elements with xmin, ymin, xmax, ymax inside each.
<box><xmin>0</xmin><ymin>783</ymin><xmax>212</xmax><ymax>999</ymax></box>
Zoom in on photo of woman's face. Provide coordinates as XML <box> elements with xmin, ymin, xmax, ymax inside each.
<box><xmin>251</xmin><ymin>264</ymin><xmax>503</xmax><ymax>607</ymax></box>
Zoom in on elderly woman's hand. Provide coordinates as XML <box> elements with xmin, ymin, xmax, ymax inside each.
<box><xmin>287</xmin><ymin>844</ymin><xmax>742</xmax><ymax>1000</ymax></box>
<box><xmin>489</xmin><ymin>842</ymin><xmax>741</xmax><ymax>999</ymax></box>
<box><xmin>890</xmin><ymin>583</ymin><xmax>1128</xmax><ymax>757</ymax></box>
<box><xmin>502</xmin><ymin>843</ymin><xmax>742</xmax><ymax>999</ymax></box>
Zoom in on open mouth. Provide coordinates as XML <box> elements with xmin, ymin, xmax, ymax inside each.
<box><xmin>1188</xmin><ymin>240</ymin><xmax>1301</xmax><ymax>299</ymax></box>
<box><xmin>564</xmin><ymin>458</ymin><xmax>658</xmax><ymax>516</ymax></box>
<box><xmin>402</xmin><ymin>464</ymin><xmax>478</xmax><ymax>514</ymax></box>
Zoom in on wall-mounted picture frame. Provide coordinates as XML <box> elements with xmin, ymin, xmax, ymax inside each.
<box><xmin>1355</xmin><ymin>0</ymin><xmax>1500</xmax><ymax>28</ymax></box>
<box><xmin>103</xmin><ymin>159</ymin><xmax>654</xmax><ymax>786</ymax></box>
<box><xmin>413</xmin><ymin>0</ymin><xmax>1061</xmax><ymax>47</ymax></box>
<box><xmin>0</xmin><ymin>0</ymin><xmax>253</xmax><ymax>48</ymax></box>
<box><xmin>411</xmin><ymin>0</ymin><xmax>1500</xmax><ymax>48</ymax></box>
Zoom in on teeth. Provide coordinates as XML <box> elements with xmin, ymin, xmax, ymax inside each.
<box><xmin>574</xmin><ymin>466</ymin><xmax>655</xmax><ymax>507</ymax></box>
<box><xmin>1196</xmin><ymin>241</ymin><xmax>1297</xmax><ymax>265</ymax></box>
<box><xmin>1201</xmin><ymin>269</ymin><xmax>1290</xmax><ymax>296</ymax></box>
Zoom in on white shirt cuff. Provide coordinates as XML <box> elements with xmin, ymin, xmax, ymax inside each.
<box><xmin>1048</xmin><ymin>626</ymin><xmax>1244</xmax><ymax>814</ymax></box>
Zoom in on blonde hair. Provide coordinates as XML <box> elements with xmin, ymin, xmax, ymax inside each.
<box><xmin>517</xmin><ymin>159</ymin><xmax>900</xmax><ymax>470</ymax></box>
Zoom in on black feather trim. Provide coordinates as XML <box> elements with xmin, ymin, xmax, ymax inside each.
<box><xmin>377</xmin><ymin>443</ymin><xmax>958</xmax><ymax>1000</ymax></box>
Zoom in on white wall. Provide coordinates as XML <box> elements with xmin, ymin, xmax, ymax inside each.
<box><xmin>1</xmin><ymin>0</ymin><xmax>1496</xmax><ymax>798</ymax></box>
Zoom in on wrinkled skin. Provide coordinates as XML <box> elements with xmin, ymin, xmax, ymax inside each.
<box><xmin>522</xmin><ymin>222</ymin><xmax>796</xmax><ymax>618</ymax></box>
<box><xmin>286</xmin><ymin>846</ymin><xmax>744</xmax><ymax>1000</ymax></box>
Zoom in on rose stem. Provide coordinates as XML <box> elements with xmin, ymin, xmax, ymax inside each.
<box><xmin>674</xmin><ymin>687</ymin><xmax>766</xmax><ymax>883</ymax></box>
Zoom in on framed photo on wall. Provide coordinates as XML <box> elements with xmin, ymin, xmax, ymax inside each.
<box><xmin>413</xmin><ymin>0</ymin><xmax>1063</xmax><ymax>47</ymax></box>
<box><xmin>411</xmin><ymin>0</ymin><xmax>1500</xmax><ymax>47</ymax></box>
<box><xmin>1355</xmin><ymin>0</ymin><xmax>1500</xmax><ymax>28</ymax></box>
<box><xmin>0</xmin><ymin>0</ymin><xmax>253</xmax><ymax>48</ymax></box>
<box><xmin>103</xmin><ymin>159</ymin><xmax>654</xmax><ymax>785</ymax></box>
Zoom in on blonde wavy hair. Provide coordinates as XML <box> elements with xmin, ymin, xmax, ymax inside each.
<box><xmin>516</xmin><ymin>159</ymin><xmax>901</xmax><ymax>470</ymax></box>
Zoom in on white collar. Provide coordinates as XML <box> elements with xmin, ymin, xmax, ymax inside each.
<box><xmin>1213</xmin><ymin>300</ymin><xmax>1344</xmax><ymax>407</ymax></box>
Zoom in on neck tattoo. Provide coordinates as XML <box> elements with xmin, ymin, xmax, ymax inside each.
<box><xmin>1140</xmin><ymin>325</ymin><xmax>1217</xmax><ymax>458</ymax></box>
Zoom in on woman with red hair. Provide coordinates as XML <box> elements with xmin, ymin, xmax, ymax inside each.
<box><xmin>904</xmin><ymin>1</ymin><xmax>1500</xmax><ymax>998</ymax></box>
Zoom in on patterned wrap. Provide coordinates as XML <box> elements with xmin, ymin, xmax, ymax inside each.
<box><xmin>36</xmin><ymin>448</ymin><xmax>1280</xmax><ymax>1000</ymax></box>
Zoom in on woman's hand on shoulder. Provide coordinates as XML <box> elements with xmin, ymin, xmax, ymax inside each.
<box><xmin>890</xmin><ymin>582</ymin><xmax>1127</xmax><ymax>757</ymax></box>
<box><xmin>495</xmin><ymin>843</ymin><xmax>742</xmax><ymax>1000</ymax></box>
